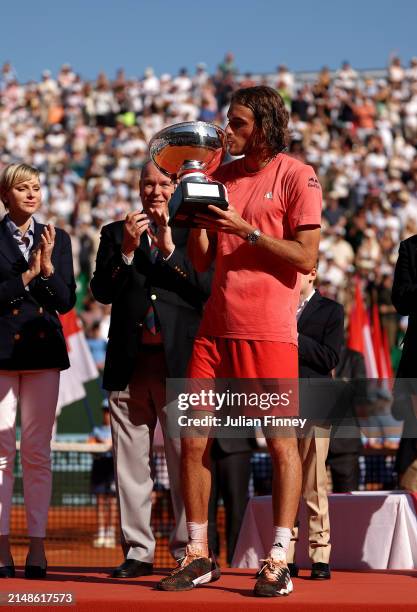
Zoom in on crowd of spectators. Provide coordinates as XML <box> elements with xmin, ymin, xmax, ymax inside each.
<box><xmin>1</xmin><ymin>52</ymin><xmax>417</xmax><ymax>358</ymax></box>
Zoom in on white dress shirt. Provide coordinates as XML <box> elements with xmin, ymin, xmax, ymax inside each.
<box><xmin>296</xmin><ymin>288</ymin><xmax>316</xmax><ymax>321</ymax></box>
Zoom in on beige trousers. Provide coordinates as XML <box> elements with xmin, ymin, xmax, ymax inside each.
<box><xmin>287</xmin><ymin>427</ymin><xmax>331</xmax><ymax>564</ymax></box>
<box><xmin>109</xmin><ymin>349</ymin><xmax>187</xmax><ymax>564</ymax></box>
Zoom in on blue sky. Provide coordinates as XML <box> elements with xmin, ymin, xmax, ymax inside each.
<box><xmin>1</xmin><ymin>0</ymin><xmax>416</xmax><ymax>81</ymax></box>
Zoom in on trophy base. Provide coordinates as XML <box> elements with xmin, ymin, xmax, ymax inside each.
<box><xmin>168</xmin><ymin>181</ymin><xmax>228</xmax><ymax>228</ymax></box>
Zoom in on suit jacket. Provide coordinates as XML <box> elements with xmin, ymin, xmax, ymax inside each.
<box><xmin>0</xmin><ymin>217</ymin><xmax>76</xmax><ymax>370</ymax></box>
<box><xmin>297</xmin><ymin>290</ymin><xmax>345</xmax><ymax>422</ymax></box>
<box><xmin>330</xmin><ymin>347</ymin><xmax>366</xmax><ymax>455</ymax></box>
<box><xmin>392</xmin><ymin>235</ymin><xmax>417</xmax><ymax>380</ymax></box>
<box><xmin>391</xmin><ymin>235</ymin><xmax>417</xmax><ymax>472</ymax></box>
<box><xmin>90</xmin><ymin>221</ymin><xmax>212</xmax><ymax>390</ymax></box>
<box><xmin>298</xmin><ymin>290</ymin><xmax>344</xmax><ymax>378</ymax></box>
<box><xmin>335</xmin><ymin>346</ymin><xmax>366</xmax><ymax>380</ymax></box>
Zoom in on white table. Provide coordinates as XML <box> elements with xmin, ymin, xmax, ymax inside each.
<box><xmin>232</xmin><ymin>491</ymin><xmax>417</xmax><ymax>570</ymax></box>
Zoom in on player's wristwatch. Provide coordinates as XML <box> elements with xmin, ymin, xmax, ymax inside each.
<box><xmin>246</xmin><ymin>228</ymin><xmax>261</xmax><ymax>245</ymax></box>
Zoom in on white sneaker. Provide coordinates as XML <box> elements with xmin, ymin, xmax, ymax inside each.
<box><xmin>103</xmin><ymin>535</ymin><xmax>116</xmax><ymax>548</ymax></box>
<box><xmin>254</xmin><ymin>546</ymin><xmax>293</xmax><ymax>597</ymax></box>
<box><xmin>254</xmin><ymin>557</ymin><xmax>293</xmax><ymax>597</ymax></box>
<box><xmin>93</xmin><ymin>535</ymin><xmax>106</xmax><ymax>548</ymax></box>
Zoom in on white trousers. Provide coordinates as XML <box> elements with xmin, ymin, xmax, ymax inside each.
<box><xmin>0</xmin><ymin>370</ymin><xmax>60</xmax><ymax>537</ymax></box>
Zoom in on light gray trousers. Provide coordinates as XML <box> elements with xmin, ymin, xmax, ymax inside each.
<box><xmin>109</xmin><ymin>349</ymin><xmax>187</xmax><ymax>563</ymax></box>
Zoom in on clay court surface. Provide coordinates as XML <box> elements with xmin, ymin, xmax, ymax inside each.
<box><xmin>10</xmin><ymin>502</ymin><xmax>228</xmax><ymax>568</ymax></box>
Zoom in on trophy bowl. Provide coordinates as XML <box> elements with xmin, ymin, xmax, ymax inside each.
<box><xmin>149</xmin><ymin>121</ymin><xmax>227</xmax><ymax>179</ymax></box>
<box><xmin>149</xmin><ymin>121</ymin><xmax>228</xmax><ymax>227</ymax></box>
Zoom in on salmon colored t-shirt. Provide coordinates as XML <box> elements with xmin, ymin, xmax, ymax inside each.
<box><xmin>199</xmin><ymin>153</ymin><xmax>322</xmax><ymax>343</ymax></box>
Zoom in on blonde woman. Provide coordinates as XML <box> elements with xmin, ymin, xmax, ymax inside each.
<box><xmin>0</xmin><ymin>163</ymin><xmax>76</xmax><ymax>578</ymax></box>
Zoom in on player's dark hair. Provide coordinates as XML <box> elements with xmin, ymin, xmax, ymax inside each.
<box><xmin>231</xmin><ymin>86</ymin><xmax>290</xmax><ymax>156</ymax></box>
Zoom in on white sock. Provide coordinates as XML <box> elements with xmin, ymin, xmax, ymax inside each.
<box><xmin>106</xmin><ymin>526</ymin><xmax>115</xmax><ymax>537</ymax></box>
<box><xmin>187</xmin><ymin>521</ymin><xmax>208</xmax><ymax>552</ymax></box>
<box><xmin>270</xmin><ymin>527</ymin><xmax>292</xmax><ymax>560</ymax></box>
<box><xmin>97</xmin><ymin>526</ymin><xmax>106</xmax><ymax>537</ymax></box>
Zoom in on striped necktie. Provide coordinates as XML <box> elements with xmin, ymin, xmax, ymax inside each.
<box><xmin>149</xmin><ymin>239</ymin><xmax>158</xmax><ymax>263</ymax></box>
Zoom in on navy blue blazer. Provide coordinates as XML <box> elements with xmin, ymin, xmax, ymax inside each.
<box><xmin>0</xmin><ymin>216</ymin><xmax>76</xmax><ymax>370</ymax></box>
<box><xmin>298</xmin><ymin>290</ymin><xmax>344</xmax><ymax>378</ymax></box>
<box><xmin>297</xmin><ymin>290</ymin><xmax>345</xmax><ymax>423</ymax></box>
<box><xmin>90</xmin><ymin>221</ymin><xmax>212</xmax><ymax>390</ymax></box>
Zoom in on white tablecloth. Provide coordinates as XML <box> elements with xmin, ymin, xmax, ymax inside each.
<box><xmin>232</xmin><ymin>491</ymin><xmax>417</xmax><ymax>570</ymax></box>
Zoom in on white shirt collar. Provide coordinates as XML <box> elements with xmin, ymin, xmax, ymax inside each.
<box><xmin>299</xmin><ymin>288</ymin><xmax>316</xmax><ymax>307</ymax></box>
<box><xmin>296</xmin><ymin>288</ymin><xmax>316</xmax><ymax>321</ymax></box>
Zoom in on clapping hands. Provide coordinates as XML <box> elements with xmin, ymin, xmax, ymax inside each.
<box><xmin>21</xmin><ymin>224</ymin><xmax>55</xmax><ymax>286</ymax></box>
<box><xmin>147</xmin><ymin>209</ymin><xmax>175</xmax><ymax>258</ymax></box>
<box><xmin>40</xmin><ymin>224</ymin><xmax>55</xmax><ymax>277</ymax></box>
<box><xmin>121</xmin><ymin>211</ymin><xmax>150</xmax><ymax>259</ymax></box>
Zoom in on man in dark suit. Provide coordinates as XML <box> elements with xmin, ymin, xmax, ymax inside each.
<box><xmin>327</xmin><ymin>345</ymin><xmax>366</xmax><ymax>493</ymax></box>
<box><xmin>90</xmin><ymin>161</ymin><xmax>212</xmax><ymax>578</ymax></box>
<box><xmin>391</xmin><ymin>235</ymin><xmax>417</xmax><ymax>492</ymax></box>
<box><xmin>287</xmin><ymin>265</ymin><xmax>344</xmax><ymax>580</ymax></box>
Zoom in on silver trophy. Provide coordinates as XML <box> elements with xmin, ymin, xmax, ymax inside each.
<box><xmin>149</xmin><ymin>121</ymin><xmax>228</xmax><ymax>227</ymax></box>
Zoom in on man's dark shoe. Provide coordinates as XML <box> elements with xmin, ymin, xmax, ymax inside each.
<box><xmin>157</xmin><ymin>545</ymin><xmax>221</xmax><ymax>591</ymax></box>
<box><xmin>0</xmin><ymin>565</ymin><xmax>15</xmax><ymax>578</ymax></box>
<box><xmin>24</xmin><ymin>563</ymin><xmax>47</xmax><ymax>580</ymax></box>
<box><xmin>111</xmin><ymin>559</ymin><xmax>153</xmax><ymax>578</ymax></box>
<box><xmin>288</xmin><ymin>563</ymin><xmax>299</xmax><ymax>578</ymax></box>
<box><xmin>311</xmin><ymin>562</ymin><xmax>331</xmax><ymax>580</ymax></box>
